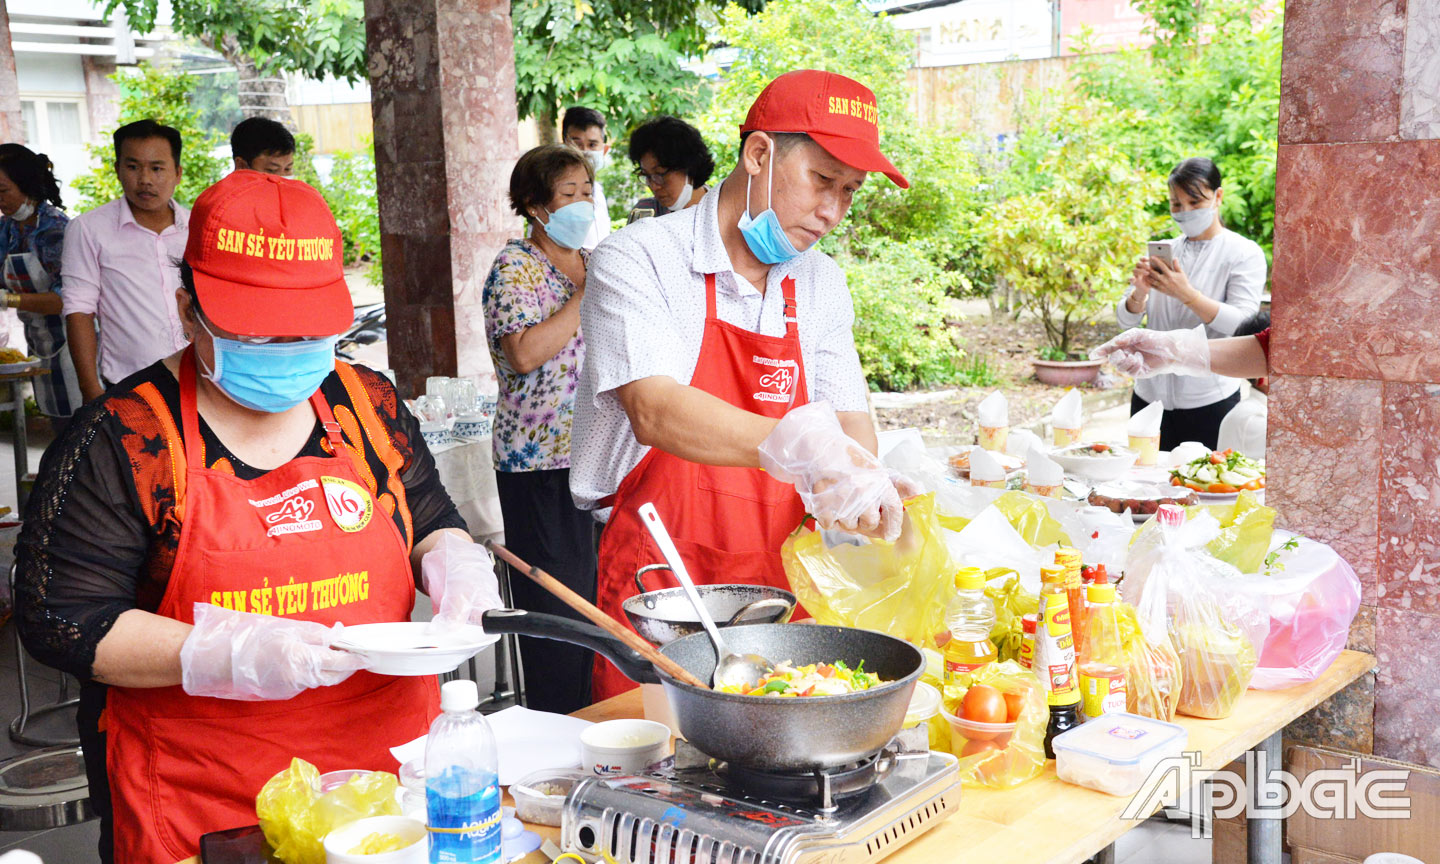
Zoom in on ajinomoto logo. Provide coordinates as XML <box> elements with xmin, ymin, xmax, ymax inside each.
<box><xmin>753</xmin><ymin>355</ymin><xmax>797</xmax><ymax>404</ymax></box>
<box><xmin>322</xmin><ymin>476</ymin><xmax>374</xmax><ymax>533</ymax></box>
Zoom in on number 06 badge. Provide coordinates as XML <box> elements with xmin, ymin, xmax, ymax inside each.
<box><xmin>321</xmin><ymin>476</ymin><xmax>374</xmax><ymax>533</ymax></box>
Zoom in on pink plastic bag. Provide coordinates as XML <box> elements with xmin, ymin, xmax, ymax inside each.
<box><xmin>1232</xmin><ymin>533</ymin><xmax>1361</xmax><ymax>690</ymax></box>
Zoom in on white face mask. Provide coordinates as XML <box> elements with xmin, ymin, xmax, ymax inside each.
<box><xmin>1172</xmin><ymin>206</ymin><xmax>1216</xmax><ymax>238</ymax></box>
<box><xmin>671</xmin><ymin>180</ymin><xmax>694</xmax><ymax>212</ymax></box>
<box><xmin>581</xmin><ymin>150</ymin><xmax>610</xmax><ymax>173</ymax></box>
<box><xmin>10</xmin><ymin>200</ymin><xmax>35</xmax><ymax>223</ymax></box>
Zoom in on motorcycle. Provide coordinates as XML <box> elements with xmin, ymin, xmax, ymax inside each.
<box><xmin>335</xmin><ymin>302</ymin><xmax>386</xmax><ymax>362</ymax></box>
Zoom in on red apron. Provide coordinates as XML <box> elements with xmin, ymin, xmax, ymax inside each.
<box><xmin>593</xmin><ymin>273</ymin><xmax>809</xmax><ymax>700</ymax></box>
<box><xmin>104</xmin><ymin>349</ymin><xmax>440</xmax><ymax>863</ymax></box>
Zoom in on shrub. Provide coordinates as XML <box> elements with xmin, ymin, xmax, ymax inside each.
<box><xmin>977</xmin><ymin>100</ymin><xmax>1167</xmax><ymax>355</ymax></box>
<box><xmin>318</xmin><ymin>140</ymin><xmax>380</xmax><ymax>267</ymax></box>
<box><xmin>841</xmin><ymin>241</ymin><xmax>960</xmax><ymax>392</ymax></box>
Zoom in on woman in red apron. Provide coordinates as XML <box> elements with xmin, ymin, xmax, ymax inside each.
<box><xmin>14</xmin><ymin>171</ymin><xmax>500</xmax><ymax>863</ymax></box>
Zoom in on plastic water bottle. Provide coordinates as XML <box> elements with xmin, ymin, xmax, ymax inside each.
<box><xmin>426</xmin><ymin>679</ymin><xmax>501</xmax><ymax>864</ymax></box>
<box><xmin>942</xmin><ymin>567</ymin><xmax>997</xmax><ymax>682</ymax></box>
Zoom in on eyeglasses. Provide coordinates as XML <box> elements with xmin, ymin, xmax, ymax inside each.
<box><xmin>633</xmin><ymin>166</ymin><xmax>674</xmax><ymax>188</ymax></box>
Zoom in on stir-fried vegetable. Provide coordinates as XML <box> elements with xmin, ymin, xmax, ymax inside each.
<box><xmin>719</xmin><ymin>660</ymin><xmax>884</xmax><ymax>697</ymax></box>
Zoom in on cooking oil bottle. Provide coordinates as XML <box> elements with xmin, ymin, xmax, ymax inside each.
<box><xmin>1078</xmin><ymin>581</ymin><xmax>1128</xmax><ymax>720</ymax></box>
<box><xmin>943</xmin><ymin>567</ymin><xmax>997</xmax><ymax>682</ymax></box>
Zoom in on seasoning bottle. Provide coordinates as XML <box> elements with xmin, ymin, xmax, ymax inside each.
<box><xmin>1054</xmin><ymin>547</ymin><xmax>1086</xmax><ymax>659</ymax></box>
<box><xmin>1037</xmin><ymin>563</ymin><xmax>1083</xmax><ymax>758</ymax></box>
<box><xmin>942</xmin><ymin>567</ymin><xmax>997</xmax><ymax>682</ymax></box>
<box><xmin>1018</xmin><ymin>613</ymin><xmax>1037</xmax><ymax>671</ymax></box>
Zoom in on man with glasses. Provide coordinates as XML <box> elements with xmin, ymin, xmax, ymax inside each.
<box><xmin>624</xmin><ymin>116</ymin><xmax>715</xmax><ymax>223</ymax></box>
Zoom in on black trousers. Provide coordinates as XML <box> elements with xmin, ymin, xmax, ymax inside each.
<box><xmin>1131</xmin><ymin>391</ymin><xmax>1242</xmax><ymax>452</ymax></box>
<box><xmin>78</xmin><ymin>682</ymin><xmax>114</xmax><ymax>864</ymax></box>
<box><xmin>494</xmin><ymin>467</ymin><xmax>598</xmax><ymax>714</ymax></box>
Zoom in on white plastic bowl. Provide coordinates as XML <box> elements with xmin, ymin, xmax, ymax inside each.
<box><xmin>1050</xmin><ymin>443</ymin><xmax>1140</xmax><ymax>484</ymax></box>
<box><xmin>579</xmin><ymin>719</ymin><xmax>670</xmax><ymax>776</ymax></box>
<box><xmin>323</xmin><ymin>815</ymin><xmax>427</xmax><ymax>863</ymax></box>
<box><xmin>333</xmin><ymin>622</ymin><xmax>498</xmax><ymax>676</ymax></box>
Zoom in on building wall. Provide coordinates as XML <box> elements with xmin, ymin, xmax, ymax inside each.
<box><xmin>1268</xmin><ymin>0</ymin><xmax>1440</xmax><ymax>768</ymax></box>
<box><xmin>908</xmin><ymin>55</ymin><xmax>1077</xmax><ymax>140</ymax></box>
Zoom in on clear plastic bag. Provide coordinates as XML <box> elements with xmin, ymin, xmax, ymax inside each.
<box><xmin>1232</xmin><ymin>533</ymin><xmax>1362</xmax><ymax>689</ymax></box>
<box><xmin>1115</xmin><ymin>601</ymin><xmax>1182</xmax><ymax>721</ymax></box>
<box><xmin>938</xmin><ymin>661</ymin><xmax>1046</xmax><ymax>789</ymax></box>
<box><xmin>1123</xmin><ymin>512</ymin><xmax>1269</xmax><ymax>719</ymax></box>
<box><xmin>781</xmin><ymin>493</ymin><xmax>955</xmax><ymax>650</ymax></box>
<box><xmin>256</xmin><ymin>758</ymin><xmax>401</xmax><ymax>864</ymax></box>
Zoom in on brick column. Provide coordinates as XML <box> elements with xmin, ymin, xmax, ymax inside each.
<box><xmin>363</xmin><ymin>0</ymin><xmax>516</xmax><ymax>398</ymax></box>
<box><xmin>0</xmin><ymin>3</ymin><xmax>23</xmax><ymax>144</ymax></box>
<box><xmin>1269</xmin><ymin>0</ymin><xmax>1440</xmax><ymax>766</ymax></box>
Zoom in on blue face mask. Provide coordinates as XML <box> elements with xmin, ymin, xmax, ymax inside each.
<box><xmin>197</xmin><ymin>317</ymin><xmax>338</xmax><ymax>413</ymax></box>
<box><xmin>737</xmin><ymin>146</ymin><xmax>805</xmax><ymax>265</ymax></box>
<box><xmin>542</xmin><ymin>200</ymin><xmax>595</xmax><ymax>250</ymax></box>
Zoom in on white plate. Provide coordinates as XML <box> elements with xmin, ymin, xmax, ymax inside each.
<box><xmin>0</xmin><ymin>359</ymin><xmax>41</xmax><ymax>374</ymax></box>
<box><xmin>335</xmin><ymin>621</ymin><xmax>499</xmax><ymax>676</ymax></box>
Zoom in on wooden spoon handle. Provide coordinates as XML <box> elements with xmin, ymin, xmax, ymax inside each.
<box><xmin>486</xmin><ymin>541</ymin><xmax>708</xmax><ymax>689</ymax></box>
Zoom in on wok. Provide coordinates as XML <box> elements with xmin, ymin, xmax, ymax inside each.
<box><xmin>481</xmin><ymin>610</ymin><xmax>924</xmax><ymax>772</ymax></box>
<box><xmin>622</xmin><ymin>564</ymin><xmax>796</xmax><ymax>647</ymax></box>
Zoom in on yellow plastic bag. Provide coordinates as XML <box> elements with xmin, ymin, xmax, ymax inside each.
<box><xmin>1189</xmin><ymin>491</ymin><xmax>1277</xmax><ymax>573</ymax></box>
<box><xmin>256</xmin><ymin>758</ymin><xmax>401</xmax><ymax>864</ymax></box>
<box><xmin>1116</xmin><ymin>602</ymin><xmax>1182</xmax><ymax>722</ymax></box>
<box><xmin>985</xmin><ymin>573</ymin><xmax>1037</xmax><ymax>662</ymax></box>
<box><xmin>781</xmin><ymin>493</ymin><xmax>954</xmax><ymax>649</ymax></box>
<box><xmin>937</xmin><ymin>661</ymin><xmax>1046</xmax><ymax>789</ymax></box>
<box><xmin>991</xmin><ymin>492</ymin><xmax>1072</xmax><ymax>548</ymax></box>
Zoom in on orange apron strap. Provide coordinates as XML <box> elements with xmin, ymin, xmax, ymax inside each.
<box><xmin>334</xmin><ymin>361</ymin><xmax>415</xmax><ymax>546</ymax></box>
<box><xmin>133</xmin><ymin>380</ymin><xmax>189</xmax><ymax>521</ymax></box>
<box><xmin>781</xmin><ymin>275</ymin><xmax>799</xmax><ymax>336</ymax></box>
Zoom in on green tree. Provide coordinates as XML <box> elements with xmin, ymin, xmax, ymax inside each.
<box><xmin>71</xmin><ymin>65</ymin><xmax>228</xmax><ymax>211</ymax></box>
<box><xmin>104</xmin><ymin>0</ymin><xmax>367</xmax><ymax>82</ymax></box>
<box><xmin>1070</xmin><ymin>0</ymin><xmax>1283</xmax><ymax>257</ymax></box>
<box><xmin>976</xmin><ymin>101</ymin><xmax>1167</xmax><ymax>355</ymax></box>
<box><xmin>512</xmin><ymin>0</ymin><xmax>767</xmax><ymax>138</ymax></box>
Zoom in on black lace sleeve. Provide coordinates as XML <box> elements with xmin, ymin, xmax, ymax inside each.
<box><xmin>14</xmin><ymin>401</ymin><xmax>151</xmax><ymax>681</ymax></box>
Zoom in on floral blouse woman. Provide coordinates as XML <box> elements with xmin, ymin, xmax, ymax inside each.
<box><xmin>481</xmin><ymin>143</ymin><xmax>596</xmax><ymax>715</ymax></box>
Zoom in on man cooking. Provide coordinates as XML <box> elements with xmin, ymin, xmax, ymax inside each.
<box><xmin>571</xmin><ymin>70</ymin><xmax>914</xmax><ymax>700</ymax></box>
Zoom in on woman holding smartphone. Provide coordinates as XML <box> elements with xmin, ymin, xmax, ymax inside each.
<box><xmin>1115</xmin><ymin>157</ymin><xmax>1266</xmax><ymax>450</ymax></box>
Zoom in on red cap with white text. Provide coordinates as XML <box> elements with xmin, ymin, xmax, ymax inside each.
<box><xmin>740</xmin><ymin>69</ymin><xmax>909</xmax><ymax>188</ymax></box>
<box><xmin>183</xmin><ymin>170</ymin><xmax>352</xmax><ymax>338</ymax></box>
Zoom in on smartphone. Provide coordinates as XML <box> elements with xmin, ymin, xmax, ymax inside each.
<box><xmin>199</xmin><ymin>824</ymin><xmax>282</xmax><ymax>863</ymax></box>
<box><xmin>1147</xmin><ymin>241</ymin><xmax>1175</xmax><ymax>265</ymax></box>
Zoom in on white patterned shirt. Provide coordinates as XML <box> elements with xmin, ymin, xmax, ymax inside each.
<box><xmin>570</xmin><ymin>179</ymin><xmax>870</xmax><ymax>511</ymax></box>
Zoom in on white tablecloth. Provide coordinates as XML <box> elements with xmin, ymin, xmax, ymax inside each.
<box><xmin>431</xmin><ymin>437</ymin><xmax>504</xmax><ymax>543</ymax></box>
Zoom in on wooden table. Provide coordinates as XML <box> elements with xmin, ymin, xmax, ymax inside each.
<box><xmin>550</xmin><ymin>650</ymin><xmax>1376</xmax><ymax>864</ymax></box>
<box><xmin>178</xmin><ymin>650</ymin><xmax>1373</xmax><ymax>864</ymax></box>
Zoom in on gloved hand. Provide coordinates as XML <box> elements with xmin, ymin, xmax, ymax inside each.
<box><xmin>759</xmin><ymin>401</ymin><xmax>909</xmax><ymax>542</ymax></box>
<box><xmin>1091</xmin><ymin>325</ymin><xmax>1211</xmax><ymax>379</ymax></box>
<box><xmin>180</xmin><ymin>603</ymin><xmax>365</xmax><ymax>701</ymax></box>
<box><xmin>421</xmin><ymin>533</ymin><xmax>504</xmax><ymax>630</ymax></box>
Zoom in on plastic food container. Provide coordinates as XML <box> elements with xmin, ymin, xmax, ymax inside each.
<box><xmin>1052</xmin><ymin>712</ymin><xmax>1188</xmax><ymax>796</ymax></box>
<box><xmin>509</xmin><ymin>768</ymin><xmax>584</xmax><ymax>827</ymax></box>
<box><xmin>319</xmin><ymin>769</ymin><xmax>372</xmax><ymax>793</ymax></box>
<box><xmin>323</xmin><ymin>815</ymin><xmax>427</xmax><ymax>863</ymax></box>
<box><xmin>940</xmin><ymin>707</ymin><xmax>1017</xmax><ymax>752</ymax></box>
<box><xmin>903</xmin><ymin>681</ymin><xmax>941</xmax><ymax>729</ymax></box>
<box><xmin>579</xmin><ymin>719</ymin><xmax>671</xmax><ymax>776</ymax></box>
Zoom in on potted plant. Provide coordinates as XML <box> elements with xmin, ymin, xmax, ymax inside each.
<box><xmin>977</xmin><ymin>102</ymin><xmax>1165</xmax><ymax>386</ymax></box>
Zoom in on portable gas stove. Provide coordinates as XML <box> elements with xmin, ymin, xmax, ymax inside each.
<box><xmin>560</xmin><ymin>729</ymin><xmax>961</xmax><ymax>864</ymax></box>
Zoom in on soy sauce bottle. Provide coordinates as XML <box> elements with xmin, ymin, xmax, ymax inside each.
<box><xmin>1044</xmin><ymin>695</ymin><xmax>1082</xmax><ymax>759</ymax></box>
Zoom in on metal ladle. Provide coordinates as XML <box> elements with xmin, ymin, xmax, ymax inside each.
<box><xmin>637</xmin><ymin>502</ymin><xmax>773</xmax><ymax>691</ymax></box>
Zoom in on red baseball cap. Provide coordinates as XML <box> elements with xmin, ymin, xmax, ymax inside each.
<box><xmin>183</xmin><ymin>170</ymin><xmax>353</xmax><ymax>338</ymax></box>
<box><xmin>741</xmin><ymin>70</ymin><xmax>908</xmax><ymax>189</ymax></box>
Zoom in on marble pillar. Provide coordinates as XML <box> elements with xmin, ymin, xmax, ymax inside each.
<box><xmin>0</xmin><ymin>4</ymin><xmax>23</xmax><ymax>144</ymax></box>
<box><xmin>1270</xmin><ymin>0</ymin><xmax>1440</xmax><ymax>767</ymax></box>
<box><xmin>363</xmin><ymin>0</ymin><xmax>515</xmax><ymax>397</ymax></box>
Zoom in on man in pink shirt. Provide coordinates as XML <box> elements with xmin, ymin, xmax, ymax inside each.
<box><xmin>62</xmin><ymin>119</ymin><xmax>191</xmax><ymax>402</ymax></box>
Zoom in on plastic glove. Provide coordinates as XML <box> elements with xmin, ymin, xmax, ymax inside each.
<box><xmin>180</xmin><ymin>603</ymin><xmax>365</xmax><ymax>701</ymax></box>
<box><xmin>421</xmin><ymin>533</ymin><xmax>504</xmax><ymax>630</ymax></box>
<box><xmin>759</xmin><ymin>401</ymin><xmax>906</xmax><ymax>542</ymax></box>
<box><xmin>1091</xmin><ymin>325</ymin><xmax>1211</xmax><ymax>378</ymax></box>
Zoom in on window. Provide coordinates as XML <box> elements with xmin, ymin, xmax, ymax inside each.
<box><xmin>16</xmin><ymin>97</ymin><xmax>91</xmax><ymax>203</ymax></box>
